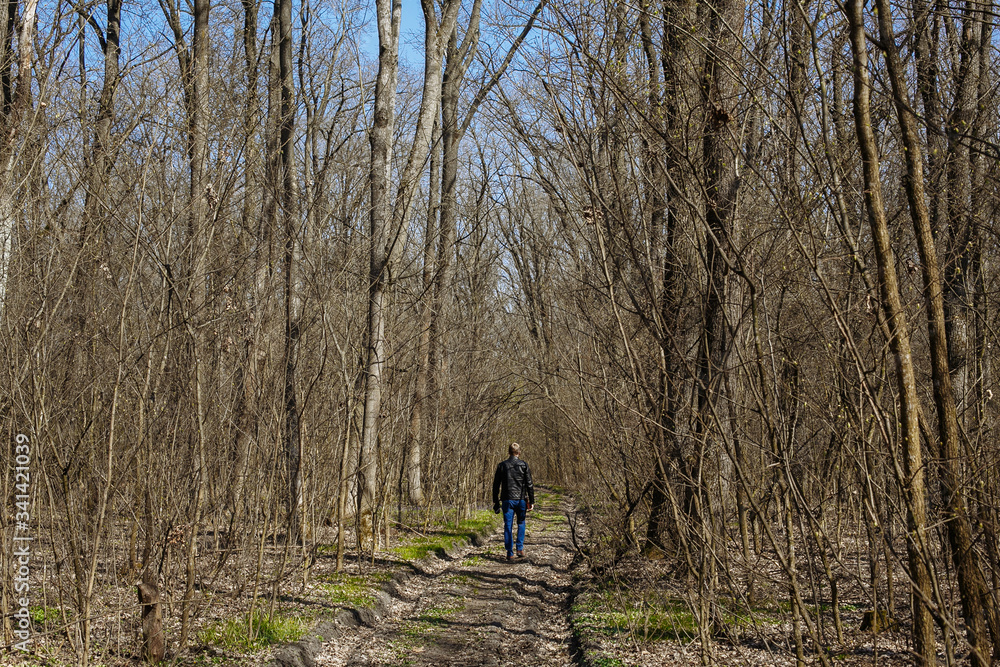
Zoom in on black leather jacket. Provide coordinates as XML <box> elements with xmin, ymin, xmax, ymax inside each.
<box><xmin>493</xmin><ymin>456</ymin><xmax>534</xmax><ymax>505</ymax></box>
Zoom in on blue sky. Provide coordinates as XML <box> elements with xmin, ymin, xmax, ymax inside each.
<box><xmin>358</xmin><ymin>0</ymin><xmax>427</xmax><ymax>67</ymax></box>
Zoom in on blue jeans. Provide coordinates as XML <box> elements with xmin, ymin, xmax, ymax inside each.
<box><xmin>503</xmin><ymin>499</ymin><xmax>527</xmax><ymax>556</ymax></box>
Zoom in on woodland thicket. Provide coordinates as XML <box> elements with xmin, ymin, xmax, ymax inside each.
<box><xmin>1</xmin><ymin>0</ymin><xmax>1000</xmax><ymax>663</ymax></box>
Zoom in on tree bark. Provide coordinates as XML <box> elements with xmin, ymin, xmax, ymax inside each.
<box><xmin>358</xmin><ymin>0</ymin><xmax>461</xmax><ymax>550</ymax></box>
<box><xmin>0</xmin><ymin>0</ymin><xmax>38</xmax><ymax>310</ymax></box>
<box><xmin>138</xmin><ymin>581</ymin><xmax>164</xmax><ymax>664</ymax></box>
<box><xmin>160</xmin><ymin>0</ymin><xmax>212</xmax><ymax>644</ymax></box>
<box><xmin>688</xmin><ymin>2</ymin><xmax>743</xmax><ymax>623</ymax></box>
<box><xmin>406</xmin><ymin>116</ymin><xmax>439</xmax><ymax>508</ymax></box>
<box><xmin>943</xmin><ymin>1</ymin><xmax>980</xmax><ymax>391</ymax></box>
<box><xmin>875</xmin><ymin>2</ymin><xmax>995</xmax><ymax>662</ymax></box>
<box><xmin>358</xmin><ymin>0</ymin><xmax>401</xmax><ymax>552</ymax></box>
<box><xmin>273</xmin><ymin>0</ymin><xmax>302</xmax><ymax>544</ymax></box>
<box><xmin>639</xmin><ymin>0</ymin><xmax>688</xmax><ymax>556</ymax></box>
<box><xmin>228</xmin><ymin>0</ymin><xmax>264</xmax><ymax>524</ymax></box>
<box><xmin>845</xmin><ymin>1</ymin><xmax>936</xmax><ymax>661</ymax></box>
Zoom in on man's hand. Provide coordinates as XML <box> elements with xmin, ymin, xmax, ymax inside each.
<box><xmin>493</xmin><ymin>503</ymin><xmax>501</xmax><ymax>514</ymax></box>
<box><xmin>526</xmin><ymin>502</ymin><xmax>533</xmax><ymax>511</ymax></box>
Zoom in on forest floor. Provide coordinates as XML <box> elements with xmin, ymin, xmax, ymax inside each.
<box><xmin>3</xmin><ymin>488</ymin><xmax>930</xmax><ymax>666</ymax></box>
<box><xmin>304</xmin><ymin>490</ymin><xmax>918</xmax><ymax>667</ymax></box>
<box><xmin>317</xmin><ymin>490</ymin><xmax>581</xmax><ymax>667</ymax></box>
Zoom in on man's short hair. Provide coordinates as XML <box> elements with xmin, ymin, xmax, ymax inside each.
<box><xmin>509</xmin><ymin>442</ymin><xmax>521</xmax><ymax>457</ymax></box>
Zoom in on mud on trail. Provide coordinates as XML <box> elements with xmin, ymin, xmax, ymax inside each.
<box><xmin>318</xmin><ymin>493</ymin><xmax>583</xmax><ymax>667</ymax></box>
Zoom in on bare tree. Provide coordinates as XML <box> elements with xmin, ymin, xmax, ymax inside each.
<box><xmin>359</xmin><ymin>0</ymin><xmax>462</xmax><ymax>549</ymax></box>
<box><xmin>159</xmin><ymin>0</ymin><xmax>213</xmax><ymax>643</ymax></box>
<box><xmin>845</xmin><ymin>0</ymin><xmax>935</xmax><ymax>660</ymax></box>
<box><xmin>0</xmin><ymin>0</ymin><xmax>38</xmax><ymax>308</ymax></box>
<box><xmin>876</xmin><ymin>0</ymin><xmax>997</xmax><ymax>660</ymax></box>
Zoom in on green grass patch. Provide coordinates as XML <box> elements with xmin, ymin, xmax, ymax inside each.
<box><xmin>393</xmin><ymin>537</ymin><xmax>457</xmax><ymax>561</ymax></box>
<box><xmin>319</xmin><ymin>571</ymin><xmax>390</xmax><ymax>608</ymax></box>
<box><xmin>384</xmin><ymin>639</ymin><xmax>419</xmax><ymax>666</ymax></box>
<box><xmin>591</xmin><ymin>656</ymin><xmax>627</xmax><ymax>667</ymax></box>
<box><xmin>30</xmin><ymin>605</ymin><xmax>61</xmax><ymax>626</ymax></box>
<box><xmin>445</xmin><ymin>573</ymin><xmax>473</xmax><ymax>586</ymax></box>
<box><xmin>574</xmin><ymin>590</ymin><xmax>698</xmax><ymax>643</ymax></box>
<box><xmin>458</xmin><ymin>509</ymin><xmax>500</xmax><ymax>535</ymax></box>
<box><xmin>393</xmin><ymin>510</ymin><xmax>499</xmax><ymax>561</ymax></box>
<box><xmin>198</xmin><ymin>611</ymin><xmax>306</xmax><ymax>652</ymax></box>
<box><xmin>725</xmin><ymin>598</ymin><xmax>798</xmax><ymax>625</ymax></box>
<box><xmin>535</xmin><ymin>512</ymin><xmax>567</xmax><ymax>532</ymax></box>
<box><xmin>190</xmin><ymin>652</ymin><xmax>227</xmax><ymax>666</ymax></box>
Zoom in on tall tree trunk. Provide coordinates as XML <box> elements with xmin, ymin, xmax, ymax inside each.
<box><xmin>160</xmin><ymin>0</ymin><xmax>212</xmax><ymax>643</ymax></box>
<box><xmin>845</xmin><ymin>1</ymin><xmax>936</xmax><ymax>661</ymax></box>
<box><xmin>420</xmin><ymin>11</ymin><xmax>480</xmax><ymax>506</ymax></box>
<box><xmin>690</xmin><ymin>0</ymin><xmax>743</xmax><ymax>577</ymax></box>
<box><xmin>273</xmin><ymin>0</ymin><xmax>302</xmax><ymax>544</ymax></box>
<box><xmin>358</xmin><ymin>0</ymin><xmax>461</xmax><ymax>550</ymax></box>
<box><xmin>697</xmin><ymin>0</ymin><xmax>742</xmax><ymax>441</ymax></box>
<box><xmin>358</xmin><ymin>0</ymin><xmax>401</xmax><ymax>553</ymax></box>
<box><xmin>406</xmin><ymin>0</ymin><xmax>536</xmax><ymax>508</ymax></box>
<box><xmin>0</xmin><ymin>0</ymin><xmax>37</xmax><ymax>310</ymax></box>
<box><xmin>876</xmin><ymin>2</ymin><xmax>996</xmax><ymax>662</ymax></box>
<box><xmin>642</xmin><ymin>0</ymin><xmax>691</xmax><ymax>556</ymax></box>
<box><xmin>229</xmin><ymin>0</ymin><xmax>263</xmax><ymax>523</ymax></box>
<box><xmin>406</xmin><ymin>117</ymin><xmax>439</xmax><ymax>508</ymax></box>
<box><xmin>943</xmin><ymin>1</ymin><xmax>979</xmax><ymax>394</ymax></box>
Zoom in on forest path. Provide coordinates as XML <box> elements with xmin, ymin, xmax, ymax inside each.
<box><xmin>318</xmin><ymin>493</ymin><xmax>582</xmax><ymax>667</ymax></box>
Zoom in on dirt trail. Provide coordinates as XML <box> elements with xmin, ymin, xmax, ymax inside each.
<box><xmin>318</xmin><ymin>494</ymin><xmax>581</xmax><ymax>667</ymax></box>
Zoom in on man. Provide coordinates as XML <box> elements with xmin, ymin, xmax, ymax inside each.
<box><xmin>492</xmin><ymin>442</ymin><xmax>535</xmax><ymax>561</ymax></box>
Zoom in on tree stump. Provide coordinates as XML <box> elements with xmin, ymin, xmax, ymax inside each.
<box><xmin>137</xmin><ymin>581</ymin><xmax>164</xmax><ymax>663</ymax></box>
<box><xmin>860</xmin><ymin>609</ymin><xmax>898</xmax><ymax>633</ymax></box>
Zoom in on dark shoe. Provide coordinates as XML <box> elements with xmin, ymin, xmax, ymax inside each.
<box><xmin>506</xmin><ymin>555</ymin><xmax>514</xmax><ymax>562</ymax></box>
<box><xmin>516</xmin><ymin>550</ymin><xmax>524</xmax><ymax>558</ymax></box>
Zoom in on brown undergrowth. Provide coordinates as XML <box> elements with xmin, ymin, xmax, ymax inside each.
<box><xmin>568</xmin><ymin>497</ymin><xmax>969</xmax><ymax>666</ymax></box>
<box><xmin>0</xmin><ymin>506</ymin><xmax>500</xmax><ymax>667</ymax></box>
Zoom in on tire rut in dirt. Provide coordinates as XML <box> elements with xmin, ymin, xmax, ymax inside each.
<box><xmin>339</xmin><ymin>497</ymin><xmax>578</xmax><ymax>667</ymax></box>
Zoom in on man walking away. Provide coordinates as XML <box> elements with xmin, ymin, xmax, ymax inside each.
<box><xmin>492</xmin><ymin>442</ymin><xmax>535</xmax><ymax>561</ymax></box>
